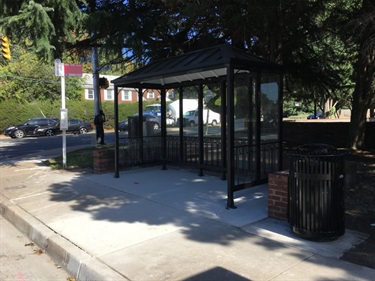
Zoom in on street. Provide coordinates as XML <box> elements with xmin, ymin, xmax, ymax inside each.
<box><xmin>0</xmin><ymin>216</ymin><xmax>71</xmax><ymax>280</ymax></box>
<box><xmin>0</xmin><ymin>132</ymin><xmax>116</xmax><ymax>161</ymax></box>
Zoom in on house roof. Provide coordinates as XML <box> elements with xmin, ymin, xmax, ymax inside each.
<box><xmin>112</xmin><ymin>44</ymin><xmax>282</xmax><ymax>88</ymax></box>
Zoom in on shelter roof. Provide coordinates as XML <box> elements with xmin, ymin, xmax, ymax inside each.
<box><xmin>112</xmin><ymin>44</ymin><xmax>282</xmax><ymax>88</ymax></box>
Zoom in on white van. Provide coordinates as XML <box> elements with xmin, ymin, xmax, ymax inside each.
<box><xmin>184</xmin><ymin>109</ymin><xmax>220</xmax><ymax>126</ymax></box>
<box><xmin>166</xmin><ymin>99</ymin><xmax>199</xmax><ymax>123</ymax></box>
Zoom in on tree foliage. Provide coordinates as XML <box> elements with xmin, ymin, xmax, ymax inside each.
<box><xmin>0</xmin><ymin>48</ymin><xmax>82</xmax><ymax>102</ymax></box>
<box><xmin>0</xmin><ymin>0</ymin><xmax>85</xmax><ymax>61</ymax></box>
<box><xmin>0</xmin><ymin>0</ymin><xmax>373</xmax><ymax>149</ymax></box>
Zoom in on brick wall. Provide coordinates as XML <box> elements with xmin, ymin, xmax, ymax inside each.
<box><xmin>268</xmin><ymin>171</ymin><xmax>289</xmax><ymax>220</ymax></box>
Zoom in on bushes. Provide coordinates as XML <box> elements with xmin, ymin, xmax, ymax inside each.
<box><xmin>0</xmin><ymin>99</ymin><xmax>154</xmax><ymax>133</ymax></box>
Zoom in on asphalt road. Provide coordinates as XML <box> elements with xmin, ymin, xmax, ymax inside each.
<box><xmin>0</xmin><ymin>132</ymin><xmax>117</xmax><ymax>161</ymax></box>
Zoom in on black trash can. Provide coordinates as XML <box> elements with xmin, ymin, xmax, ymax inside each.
<box><xmin>288</xmin><ymin>144</ymin><xmax>347</xmax><ymax>241</ymax></box>
<box><xmin>128</xmin><ymin>116</ymin><xmax>139</xmax><ymax>138</ymax></box>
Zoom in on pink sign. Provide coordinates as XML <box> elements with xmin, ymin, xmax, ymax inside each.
<box><xmin>64</xmin><ymin>64</ymin><xmax>82</xmax><ymax>77</ymax></box>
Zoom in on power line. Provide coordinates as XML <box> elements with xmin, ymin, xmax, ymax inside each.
<box><xmin>0</xmin><ymin>74</ymin><xmax>81</xmax><ymax>85</ymax></box>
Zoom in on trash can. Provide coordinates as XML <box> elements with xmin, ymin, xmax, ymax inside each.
<box><xmin>288</xmin><ymin>144</ymin><xmax>347</xmax><ymax>241</ymax></box>
<box><xmin>128</xmin><ymin>116</ymin><xmax>152</xmax><ymax>137</ymax></box>
<box><xmin>128</xmin><ymin>116</ymin><xmax>139</xmax><ymax>138</ymax></box>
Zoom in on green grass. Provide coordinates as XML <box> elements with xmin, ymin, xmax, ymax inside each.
<box><xmin>43</xmin><ymin>147</ymin><xmax>95</xmax><ymax>169</ymax></box>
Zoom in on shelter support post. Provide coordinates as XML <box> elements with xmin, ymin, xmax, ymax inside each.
<box><xmin>179</xmin><ymin>87</ymin><xmax>184</xmax><ymax>162</ymax></box>
<box><xmin>198</xmin><ymin>83</ymin><xmax>204</xmax><ymax>176</ymax></box>
<box><xmin>114</xmin><ymin>85</ymin><xmax>120</xmax><ymax>178</ymax></box>
<box><xmin>161</xmin><ymin>88</ymin><xmax>167</xmax><ymax>170</ymax></box>
<box><xmin>138</xmin><ymin>88</ymin><xmax>143</xmax><ymax>162</ymax></box>
<box><xmin>278</xmin><ymin>76</ymin><xmax>284</xmax><ymax>171</ymax></box>
<box><xmin>255</xmin><ymin>70</ymin><xmax>261</xmax><ymax>180</ymax></box>
<box><xmin>226</xmin><ymin>65</ymin><xmax>235</xmax><ymax>209</ymax></box>
<box><xmin>220</xmin><ymin>80</ymin><xmax>227</xmax><ymax>181</ymax></box>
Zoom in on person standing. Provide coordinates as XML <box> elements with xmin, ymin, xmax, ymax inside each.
<box><xmin>94</xmin><ymin>109</ymin><xmax>106</xmax><ymax>144</ymax></box>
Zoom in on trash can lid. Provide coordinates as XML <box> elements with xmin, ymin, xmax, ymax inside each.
<box><xmin>287</xmin><ymin>143</ymin><xmax>346</xmax><ymax>157</ymax></box>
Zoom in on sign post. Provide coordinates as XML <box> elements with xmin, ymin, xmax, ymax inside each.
<box><xmin>54</xmin><ymin>59</ymin><xmax>82</xmax><ymax>168</ymax></box>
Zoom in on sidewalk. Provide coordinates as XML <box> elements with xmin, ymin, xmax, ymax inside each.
<box><xmin>0</xmin><ymin>160</ymin><xmax>374</xmax><ymax>281</ymax></box>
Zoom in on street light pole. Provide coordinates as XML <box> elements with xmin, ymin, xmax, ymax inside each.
<box><xmin>92</xmin><ymin>46</ymin><xmax>100</xmax><ymax>115</ymax></box>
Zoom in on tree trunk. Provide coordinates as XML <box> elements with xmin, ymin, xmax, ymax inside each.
<box><xmin>349</xmin><ymin>52</ymin><xmax>375</xmax><ymax>150</ymax></box>
<box><xmin>348</xmin><ymin>46</ymin><xmax>374</xmax><ymax>150</ymax></box>
<box><xmin>348</xmin><ymin>0</ymin><xmax>375</xmax><ymax>150</ymax></box>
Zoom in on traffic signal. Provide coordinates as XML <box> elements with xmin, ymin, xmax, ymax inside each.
<box><xmin>1</xmin><ymin>36</ymin><xmax>11</xmax><ymax>61</ymax></box>
<box><xmin>99</xmin><ymin>77</ymin><xmax>109</xmax><ymax>89</ymax></box>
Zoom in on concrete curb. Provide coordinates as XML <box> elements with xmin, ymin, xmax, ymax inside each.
<box><xmin>0</xmin><ymin>195</ymin><xmax>127</xmax><ymax>281</ymax></box>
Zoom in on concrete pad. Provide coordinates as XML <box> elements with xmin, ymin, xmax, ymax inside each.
<box><xmin>100</xmin><ymin>219</ymin><xmax>314</xmax><ymax>281</ymax></box>
<box><xmin>87</xmin><ymin>168</ymin><xmax>268</xmax><ymax>227</ymax></box>
<box><xmin>2</xmin><ymin>163</ymin><xmax>374</xmax><ymax>281</ymax></box>
<box><xmin>47</xmin><ymin>196</ymin><xmax>209</xmax><ymax>257</ymax></box>
<box><xmin>273</xmin><ymin>254</ymin><xmax>375</xmax><ymax>281</ymax></box>
<box><xmin>242</xmin><ymin>218</ymin><xmax>369</xmax><ymax>258</ymax></box>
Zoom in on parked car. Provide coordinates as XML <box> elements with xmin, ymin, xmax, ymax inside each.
<box><xmin>40</xmin><ymin>119</ymin><xmax>93</xmax><ymax>135</ymax></box>
<box><xmin>144</xmin><ymin>105</ymin><xmax>175</xmax><ymax>126</ymax></box>
<box><xmin>119</xmin><ymin>113</ymin><xmax>161</xmax><ymax>132</ymax></box>
<box><xmin>307</xmin><ymin>112</ymin><xmax>323</xmax><ymax>119</ymax></box>
<box><xmin>4</xmin><ymin>118</ymin><xmax>93</xmax><ymax>139</ymax></box>
<box><xmin>137</xmin><ymin>113</ymin><xmax>161</xmax><ymax>130</ymax></box>
<box><xmin>3</xmin><ymin>118</ymin><xmax>59</xmax><ymax>139</ymax></box>
<box><xmin>144</xmin><ymin>104</ymin><xmax>162</xmax><ymax>117</ymax></box>
<box><xmin>118</xmin><ymin>119</ymin><xmax>128</xmax><ymax>131</ymax></box>
<box><xmin>65</xmin><ymin>119</ymin><xmax>93</xmax><ymax>134</ymax></box>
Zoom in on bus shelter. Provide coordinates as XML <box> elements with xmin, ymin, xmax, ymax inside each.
<box><xmin>112</xmin><ymin>44</ymin><xmax>283</xmax><ymax>208</ymax></box>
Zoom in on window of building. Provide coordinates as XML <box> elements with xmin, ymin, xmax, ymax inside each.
<box><xmin>122</xmin><ymin>90</ymin><xmax>132</xmax><ymax>101</ymax></box>
<box><xmin>105</xmin><ymin>89</ymin><xmax>114</xmax><ymax>100</ymax></box>
<box><xmin>167</xmin><ymin>90</ymin><xmax>175</xmax><ymax>99</ymax></box>
<box><xmin>147</xmin><ymin>91</ymin><xmax>154</xmax><ymax>99</ymax></box>
<box><xmin>85</xmin><ymin>89</ymin><xmax>94</xmax><ymax>100</ymax></box>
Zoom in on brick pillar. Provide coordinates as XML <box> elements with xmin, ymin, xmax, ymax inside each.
<box><xmin>268</xmin><ymin>171</ymin><xmax>289</xmax><ymax>220</ymax></box>
<box><xmin>93</xmin><ymin>149</ymin><xmax>114</xmax><ymax>173</ymax></box>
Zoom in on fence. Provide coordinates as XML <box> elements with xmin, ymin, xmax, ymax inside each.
<box><xmin>118</xmin><ymin>136</ymin><xmax>279</xmax><ymax>186</ymax></box>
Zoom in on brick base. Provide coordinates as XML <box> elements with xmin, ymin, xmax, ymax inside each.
<box><xmin>93</xmin><ymin>148</ymin><xmax>114</xmax><ymax>173</ymax></box>
<box><xmin>268</xmin><ymin>171</ymin><xmax>289</xmax><ymax>220</ymax></box>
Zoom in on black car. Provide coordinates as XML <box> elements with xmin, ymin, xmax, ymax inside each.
<box><xmin>37</xmin><ymin>119</ymin><xmax>93</xmax><ymax>136</ymax></box>
<box><xmin>118</xmin><ymin>119</ymin><xmax>128</xmax><ymax>131</ymax></box>
<box><xmin>65</xmin><ymin>119</ymin><xmax>93</xmax><ymax>134</ymax></box>
<box><xmin>4</xmin><ymin>118</ymin><xmax>59</xmax><ymax>139</ymax></box>
<box><xmin>4</xmin><ymin>118</ymin><xmax>93</xmax><ymax>139</ymax></box>
<box><xmin>137</xmin><ymin>113</ymin><xmax>161</xmax><ymax>130</ymax></box>
<box><xmin>118</xmin><ymin>113</ymin><xmax>161</xmax><ymax>132</ymax></box>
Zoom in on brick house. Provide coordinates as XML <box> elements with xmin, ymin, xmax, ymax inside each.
<box><xmin>82</xmin><ymin>74</ymin><xmax>174</xmax><ymax>104</ymax></box>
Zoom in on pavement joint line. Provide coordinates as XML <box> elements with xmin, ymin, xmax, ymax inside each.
<box><xmin>14</xmin><ymin>166</ymin><xmax>50</xmax><ymax>171</ymax></box>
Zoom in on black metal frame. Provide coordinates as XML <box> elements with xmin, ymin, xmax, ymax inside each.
<box><xmin>113</xmin><ymin>44</ymin><xmax>283</xmax><ymax>208</ymax></box>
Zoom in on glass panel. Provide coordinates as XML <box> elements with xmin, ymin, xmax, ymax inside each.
<box><xmin>260</xmin><ymin>73</ymin><xmax>281</xmax><ymax>178</ymax></box>
<box><xmin>261</xmin><ymin>75</ymin><xmax>279</xmax><ymax>142</ymax></box>
<box><xmin>233</xmin><ymin>71</ymin><xmax>257</xmax><ymax>185</ymax></box>
<box><xmin>166</xmin><ymin>86</ymin><xmax>199</xmax><ymax>137</ymax></box>
<box><xmin>202</xmin><ymin>83</ymin><xmax>222</xmax><ymax>168</ymax></box>
<box><xmin>203</xmin><ymin>83</ymin><xmax>221</xmax><ymax>135</ymax></box>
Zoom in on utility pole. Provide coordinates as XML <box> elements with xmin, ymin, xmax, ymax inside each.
<box><xmin>92</xmin><ymin>46</ymin><xmax>100</xmax><ymax>115</ymax></box>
